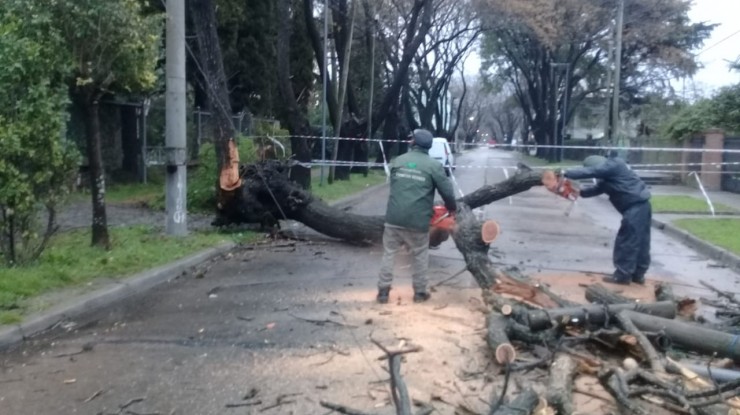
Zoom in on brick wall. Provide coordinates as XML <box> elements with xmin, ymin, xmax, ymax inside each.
<box><xmin>701</xmin><ymin>129</ymin><xmax>724</xmax><ymax>190</ymax></box>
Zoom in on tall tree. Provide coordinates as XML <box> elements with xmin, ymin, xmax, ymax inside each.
<box><xmin>46</xmin><ymin>0</ymin><xmax>161</xmax><ymax>248</ymax></box>
<box><xmin>217</xmin><ymin>0</ymin><xmax>278</xmax><ymax>116</ymax></box>
<box><xmin>0</xmin><ymin>3</ymin><xmax>79</xmax><ymax>264</ymax></box>
<box><xmin>478</xmin><ymin>0</ymin><xmax>713</xmax><ymax>160</ymax></box>
<box><xmin>408</xmin><ymin>0</ymin><xmax>481</xmax><ymax>137</ymax></box>
<box><xmin>190</xmin><ymin>0</ymin><xmax>237</xmax><ymax>172</ymax></box>
<box><xmin>276</xmin><ymin>0</ymin><xmax>314</xmax><ymax>188</ymax></box>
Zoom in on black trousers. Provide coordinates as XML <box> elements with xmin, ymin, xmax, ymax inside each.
<box><xmin>613</xmin><ymin>201</ymin><xmax>652</xmax><ymax>282</ymax></box>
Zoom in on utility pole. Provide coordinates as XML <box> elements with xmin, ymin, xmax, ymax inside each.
<box><xmin>165</xmin><ymin>0</ymin><xmax>187</xmax><ymax>235</ymax></box>
<box><xmin>367</xmin><ymin>6</ymin><xmax>377</xmax><ymax>155</ymax></box>
<box><xmin>551</xmin><ymin>62</ymin><xmax>569</xmax><ymax>162</ymax></box>
<box><xmin>610</xmin><ymin>0</ymin><xmax>624</xmax><ymax>149</ymax></box>
<box><xmin>320</xmin><ymin>1</ymin><xmax>329</xmax><ymax>186</ymax></box>
<box><xmin>561</xmin><ymin>65</ymin><xmax>570</xmax><ymax>162</ymax></box>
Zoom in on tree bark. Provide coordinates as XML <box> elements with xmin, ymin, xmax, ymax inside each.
<box><xmin>371</xmin><ymin>0</ymin><xmax>433</xmax><ymax>136</ymax></box>
<box><xmin>623</xmin><ymin>310</ymin><xmax>740</xmax><ymax>361</ymax></box>
<box><xmin>83</xmin><ymin>98</ymin><xmax>110</xmax><ymax>249</ymax></box>
<box><xmin>614</xmin><ymin>310</ymin><xmax>666</xmax><ymax>372</ymax></box>
<box><xmin>585</xmin><ymin>283</ymin><xmax>635</xmax><ymax>304</ymax></box>
<box><xmin>654</xmin><ymin>282</ymin><xmax>676</xmax><ymax>302</ymax></box>
<box><xmin>276</xmin><ymin>0</ymin><xmax>311</xmax><ymax>188</ymax></box>
<box><xmin>546</xmin><ymin>354</ymin><xmax>577</xmax><ymax>415</ymax></box>
<box><xmin>120</xmin><ymin>105</ymin><xmax>140</xmax><ymax>177</ymax></box>
<box><xmin>486</xmin><ymin>313</ymin><xmax>516</xmax><ymax>365</ymax></box>
<box><xmin>491</xmin><ymin>388</ymin><xmax>540</xmax><ymax>415</ymax></box>
<box><xmin>525</xmin><ymin>301</ymin><xmax>677</xmax><ymax>332</ymax></box>
<box><xmin>188</xmin><ymin>0</ymin><xmax>236</xmax><ymax>172</ymax></box>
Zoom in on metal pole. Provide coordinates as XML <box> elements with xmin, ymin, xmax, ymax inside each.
<box><xmin>320</xmin><ymin>2</ymin><xmax>329</xmax><ymax>186</ymax></box>
<box><xmin>561</xmin><ymin>66</ymin><xmax>570</xmax><ymax>162</ymax></box>
<box><xmin>195</xmin><ymin>106</ymin><xmax>202</xmax><ymax>160</ymax></box>
<box><xmin>141</xmin><ymin>99</ymin><xmax>150</xmax><ymax>184</ymax></box>
<box><xmin>165</xmin><ymin>0</ymin><xmax>187</xmax><ymax>235</ymax></box>
<box><xmin>367</xmin><ymin>8</ymin><xmax>376</xmax><ymax>155</ymax></box>
<box><xmin>611</xmin><ymin>0</ymin><xmax>624</xmax><ymax>149</ymax></box>
<box><xmin>551</xmin><ymin>65</ymin><xmax>558</xmax><ymax>162</ymax></box>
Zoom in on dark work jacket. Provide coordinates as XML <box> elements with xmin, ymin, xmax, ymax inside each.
<box><xmin>564</xmin><ymin>157</ymin><xmax>650</xmax><ymax>213</ymax></box>
<box><xmin>384</xmin><ymin>147</ymin><xmax>457</xmax><ymax>231</ymax></box>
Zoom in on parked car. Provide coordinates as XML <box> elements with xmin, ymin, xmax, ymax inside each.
<box><xmin>429</xmin><ymin>137</ymin><xmax>455</xmax><ymax>175</ymax></box>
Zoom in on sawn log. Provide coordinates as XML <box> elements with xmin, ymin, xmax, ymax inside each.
<box><xmin>526</xmin><ymin>301</ymin><xmax>677</xmax><ymax>331</ymax></box>
<box><xmin>623</xmin><ymin>310</ymin><xmax>740</xmax><ymax>361</ymax></box>
<box><xmin>486</xmin><ymin>313</ymin><xmax>517</xmax><ymax>365</ymax></box>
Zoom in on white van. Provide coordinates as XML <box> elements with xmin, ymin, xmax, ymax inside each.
<box><xmin>429</xmin><ymin>137</ymin><xmax>455</xmax><ymax>175</ymax></box>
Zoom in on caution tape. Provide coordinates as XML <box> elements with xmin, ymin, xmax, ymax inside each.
<box><xmin>249</xmin><ymin>134</ymin><xmax>740</xmax><ymax>155</ymax></box>
<box><xmin>294</xmin><ymin>159</ymin><xmax>740</xmax><ymax>175</ymax></box>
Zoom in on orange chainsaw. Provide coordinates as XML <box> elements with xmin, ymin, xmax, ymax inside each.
<box><xmin>428</xmin><ymin>205</ymin><xmax>500</xmax><ymax>249</ymax></box>
<box><xmin>542</xmin><ymin>170</ymin><xmax>579</xmax><ymax>216</ymax></box>
<box><xmin>430</xmin><ymin>205</ymin><xmax>456</xmax><ymax>231</ymax></box>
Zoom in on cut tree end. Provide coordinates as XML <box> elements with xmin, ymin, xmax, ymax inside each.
<box><xmin>481</xmin><ymin>220</ymin><xmax>500</xmax><ymax>244</ymax></box>
<box><xmin>219</xmin><ymin>139</ymin><xmax>242</xmax><ymax>191</ymax></box>
<box><xmin>541</xmin><ymin>170</ymin><xmax>558</xmax><ymax>192</ymax></box>
<box><xmin>495</xmin><ymin>343</ymin><xmax>517</xmax><ymax>365</ymax></box>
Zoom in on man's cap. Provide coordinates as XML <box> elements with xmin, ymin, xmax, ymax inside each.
<box><xmin>410</xmin><ymin>129</ymin><xmax>433</xmax><ymax>149</ymax></box>
<box><xmin>583</xmin><ymin>155</ymin><xmax>607</xmax><ymax>168</ymax></box>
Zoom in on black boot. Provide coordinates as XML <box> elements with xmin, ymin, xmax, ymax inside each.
<box><xmin>413</xmin><ymin>291</ymin><xmax>431</xmax><ymax>303</ymax></box>
<box><xmin>377</xmin><ymin>287</ymin><xmax>390</xmax><ymax>304</ymax></box>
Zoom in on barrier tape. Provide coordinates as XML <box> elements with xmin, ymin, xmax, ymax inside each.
<box><xmin>250</xmin><ymin>134</ymin><xmax>740</xmax><ymax>155</ymax></box>
<box><xmin>294</xmin><ymin>159</ymin><xmax>740</xmax><ymax>175</ymax></box>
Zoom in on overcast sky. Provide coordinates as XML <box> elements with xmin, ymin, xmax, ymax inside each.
<box><xmin>684</xmin><ymin>0</ymin><xmax>740</xmax><ymax>95</ymax></box>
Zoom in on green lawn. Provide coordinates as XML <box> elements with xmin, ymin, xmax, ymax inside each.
<box><xmin>1</xmin><ymin>166</ymin><xmax>384</xmax><ymax>325</ymax></box>
<box><xmin>311</xmin><ymin>170</ymin><xmax>387</xmax><ymax>202</ymax></box>
<box><xmin>518</xmin><ymin>154</ymin><xmax>580</xmax><ymax>169</ymax></box>
<box><xmin>651</xmin><ymin>195</ymin><xmax>737</xmax><ymax>214</ymax></box>
<box><xmin>0</xmin><ymin>226</ymin><xmax>261</xmax><ymax>324</ymax></box>
<box><xmin>674</xmin><ymin>218</ymin><xmax>740</xmax><ymax>255</ymax></box>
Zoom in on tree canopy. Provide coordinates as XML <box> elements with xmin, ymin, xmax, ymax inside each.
<box><xmin>665</xmin><ymin>83</ymin><xmax>740</xmax><ymax>139</ymax></box>
<box><xmin>477</xmin><ymin>0</ymin><xmax>714</xmax><ymax>158</ymax></box>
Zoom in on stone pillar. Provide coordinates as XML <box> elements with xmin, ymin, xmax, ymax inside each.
<box><xmin>701</xmin><ymin>129</ymin><xmax>724</xmax><ymax>190</ymax></box>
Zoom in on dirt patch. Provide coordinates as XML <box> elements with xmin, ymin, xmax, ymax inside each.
<box><xmin>533</xmin><ymin>272</ymin><xmax>659</xmax><ymax>304</ymax></box>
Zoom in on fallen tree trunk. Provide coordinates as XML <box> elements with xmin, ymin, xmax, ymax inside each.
<box><xmin>451</xmin><ymin>205</ymin><xmax>563</xmax><ymax>307</ymax></box>
<box><xmin>217</xmin><ymin>161</ymin><xmax>545</xmax><ymax>246</ymax></box>
<box><xmin>216</xmin><ymin>161</ymin><xmax>385</xmax><ymax>243</ymax></box>
<box><xmin>526</xmin><ymin>301</ymin><xmax>677</xmax><ymax>331</ymax></box>
<box><xmin>623</xmin><ymin>310</ymin><xmax>740</xmax><ymax>361</ymax></box>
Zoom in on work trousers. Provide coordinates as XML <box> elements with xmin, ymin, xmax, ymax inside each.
<box><xmin>613</xmin><ymin>201</ymin><xmax>652</xmax><ymax>282</ymax></box>
<box><xmin>378</xmin><ymin>224</ymin><xmax>429</xmax><ymax>292</ymax></box>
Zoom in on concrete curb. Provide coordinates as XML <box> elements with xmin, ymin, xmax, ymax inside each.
<box><xmin>652</xmin><ymin>217</ymin><xmax>740</xmax><ymax>272</ymax></box>
<box><xmin>0</xmin><ymin>180</ymin><xmax>388</xmax><ymax>348</ymax></box>
<box><xmin>0</xmin><ymin>242</ymin><xmax>236</xmax><ymax>349</ymax></box>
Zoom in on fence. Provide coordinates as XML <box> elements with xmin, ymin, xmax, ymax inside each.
<box><xmin>723</xmin><ymin>136</ymin><xmax>740</xmax><ymax>193</ymax></box>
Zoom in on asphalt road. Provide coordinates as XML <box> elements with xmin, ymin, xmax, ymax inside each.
<box><xmin>2</xmin><ymin>148</ymin><xmax>739</xmax><ymax>415</ymax></box>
